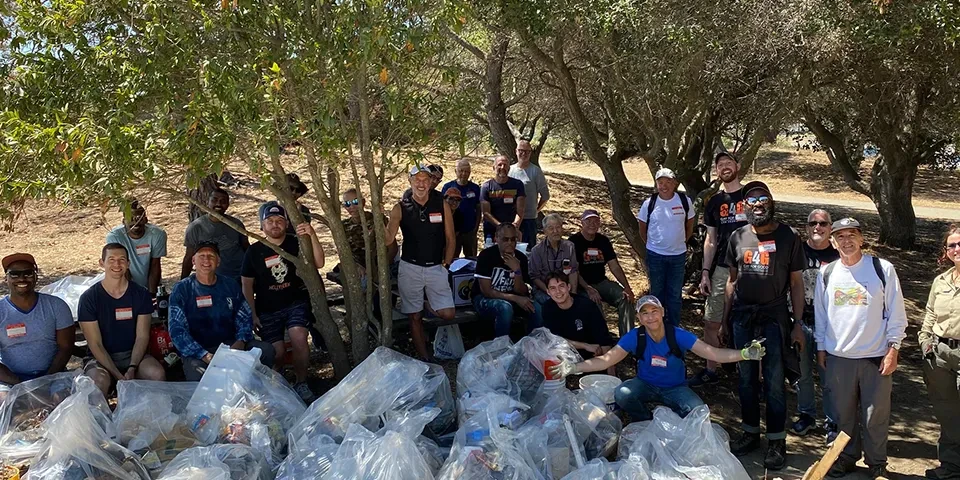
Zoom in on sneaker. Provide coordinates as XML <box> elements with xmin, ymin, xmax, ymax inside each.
<box><xmin>827</xmin><ymin>456</ymin><xmax>857</xmax><ymax>478</ymax></box>
<box><xmin>294</xmin><ymin>382</ymin><xmax>316</xmax><ymax>403</ymax></box>
<box><xmin>730</xmin><ymin>432</ymin><xmax>761</xmax><ymax>456</ymax></box>
<box><xmin>825</xmin><ymin>423</ymin><xmax>839</xmax><ymax>446</ymax></box>
<box><xmin>791</xmin><ymin>414</ymin><xmax>816</xmax><ymax>436</ymax></box>
<box><xmin>867</xmin><ymin>464</ymin><xmax>890</xmax><ymax>480</ymax></box>
<box><xmin>688</xmin><ymin>368</ymin><xmax>719</xmax><ymax>387</ymax></box>
<box><xmin>764</xmin><ymin>439</ymin><xmax>787</xmax><ymax>470</ymax></box>
<box><xmin>926</xmin><ymin>466</ymin><xmax>960</xmax><ymax>479</ymax></box>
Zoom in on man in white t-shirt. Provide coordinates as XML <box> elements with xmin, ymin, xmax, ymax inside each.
<box><xmin>814</xmin><ymin>218</ymin><xmax>907</xmax><ymax>479</ymax></box>
<box><xmin>638</xmin><ymin>168</ymin><xmax>696</xmax><ymax>326</ymax></box>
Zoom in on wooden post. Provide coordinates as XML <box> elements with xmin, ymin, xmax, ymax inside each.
<box><xmin>801</xmin><ymin>431</ymin><xmax>852</xmax><ymax>480</ymax></box>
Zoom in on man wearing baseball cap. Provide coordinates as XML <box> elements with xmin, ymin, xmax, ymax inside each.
<box><xmin>722</xmin><ymin>180</ymin><xmax>807</xmax><ymax>469</ymax></box>
<box><xmin>240</xmin><ymin>201</ymin><xmax>325</xmax><ymax>402</ymax></box>
<box><xmin>443</xmin><ymin>186</ymin><xmax>466</xmax><ymax>238</ymax></box>
<box><xmin>441</xmin><ymin>158</ymin><xmax>483</xmax><ymax>257</ymax></box>
<box><xmin>814</xmin><ymin>218</ymin><xmax>906</xmax><ymax>479</ymax></box>
<box><xmin>0</xmin><ymin>253</ymin><xmax>74</xmax><ymax>385</ymax></box>
<box><xmin>569</xmin><ymin>208</ymin><xmax>637</xmax><ymax>336</ymax></box>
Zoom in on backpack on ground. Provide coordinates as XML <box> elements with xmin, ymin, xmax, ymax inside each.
<box><xmin>645</xmin><ymin>191</ymin><xmax>691</xmax><ymax>222</ymax></box>
<box><xmin>821</xmin><ymin>256</ymin><xmax>887</xmax><ymax>313</ymax></box>
<box><xmin>634</xmin><ymin>324</ymin><xmax>684</xmax><ymax>360</ymax></box>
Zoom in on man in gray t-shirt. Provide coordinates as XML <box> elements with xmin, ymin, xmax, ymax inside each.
<box><xmin>180</xmin><ymin>188</ymin><xmax>249</xmax><ymax>281</ymax></box>
<box><xmin>509</xmin><ymin>139</ymin><xmax>550</xmax><ymax>248</ymax></box>
<box><xmin>105</xmin><ymin>202</ymin><xmax>167</xmax><ymax>293</ymax></box>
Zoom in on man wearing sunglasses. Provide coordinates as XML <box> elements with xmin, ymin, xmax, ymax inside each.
<box><xmin>722</xmin><ymin>181</ymin><xmax>807</xmax><ymax>470</ymax></box>
<box><xmin>105</xmin><ymin>199</ymin><xmax>167</xmax><ymax>294</ymax></box>
<box><xmin>472</xmin><ymin>223</ymin><xmax>542</xmax><ymax>337</ymax></box>
<box><xmin>0</xmin><ymin>253</ymin><xmax>74</xmax><ymax>386</ymax></box>
<box><xmin>444</xmin><ymin>187</ymin><xmax>466</xmax><ymax>236</ymax></box>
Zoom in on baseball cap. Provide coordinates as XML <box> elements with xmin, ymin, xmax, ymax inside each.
<box><xmin>654</xmin><ymin>168</ymin><xmax>676</xmax><ymax>180</ymax></box>
<box><xmin>741</xmin><ymin>180</ymin><xmax>772</xmax><ymax>198</ymax></box>
<box><xmin>714</xmin><ymin>151</ymin><xmax>738</xmax><ymax>164</ymax></box>
<box><xmin>444</xmin><ymin>187</ymin><xmax>462</xmax><ymax>199</ymax></box>
<box><xmin>258</xmin><ymin>201</ymin><xmax>287</xmax><ymax>222</ymax></box>
<box><xmin>409</xmin><ymin>164</ymin><xmax>431</xmax><ymax>176</ymax></box>
<box><xmin>2</xmin><ymin>253</ymin><xmax>37</xmax><ymax>272</ymax></box>
<box><xmin>635</xmin><ymin>295</ymin><xmax>664</xmax><ymax>313</ymax></box>
<box><xmin>831</xmin><ymin>217</ymin><xmax>862</xmax><ymax>234</ymax></box>
<box><xmin>581</xmin><ymin>209</ymin><xmax>600</xmax><ymax>221</ymax></box>
<box><xmin>427</xmin><ymin>164</ymin><xmax>443</xmax><ymax>178</ymax></box>
<box><xmin>195</xmin><ymin>241</ymin><xmax>220</xmax><ymax>256</ymax></box>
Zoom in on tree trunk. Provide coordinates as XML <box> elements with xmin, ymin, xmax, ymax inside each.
<box><xmin>595</xmin><ymin>160</ymin><xmax>645</xmax><ymax>259</ymax></box>
<box><xmin>869</xmin><ymin>157</ymin><xmax>917</xmax><ymax>248</ymax></box>
<box><xmin>187</xmin><ymin>174</ymin><xmax>218</xmax><ymax>222</ymax></box>
<box><xmin>484</xmin><ymin>38</ymin><xmax>518</xmax><ymax>162</ymax></box>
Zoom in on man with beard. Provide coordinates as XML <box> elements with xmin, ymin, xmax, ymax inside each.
<box><xmin>181</xmin><ymin>188</ymin><xmax>249</xmax><ymax>282</ymax></box>
<box><xmin>690</xmin><ymin>152</ymin><xmax>748</xmax><ymax>387</ymax></box>
<box><xmin>723</xmin><ymin>180</ymin><xmax>806</xmax><ymax>470</ymax></box>
<box><xmin>472</xmin><ymin>223</ymin><xmax>541</xmax><ymax>337</ymax></box>
<box><xmin>241</xmin><ymin>201</ymin><xmax>325</xmax><ymax>402</ymax></box>
<box><xmin>0</xmin><ymin>253</ymin><xmax>74</xmax><ymax>385</ymax></box>
<box><xmin>106</xmin><ymin>200</ymin><xmax>167</xmax><ymax>293</ymax></box>
<box><xmin>480</xmin><ymin>155</ymin><xmax>526</xmax><ymax>247</ymax></box>
<box><xmin>441</xmin><ymin>158</ymin><xmax>482</xmax><ymax>258</ymax></box>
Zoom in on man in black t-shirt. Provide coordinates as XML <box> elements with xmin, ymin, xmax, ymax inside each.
<box><xmin>472</xmin><ymin>223</ymin><xmax>542</xmax><ymax>337</ymax></box>
<box><xmin>569</xmin><ymin>209</ymin><xmax>636</xmax><ymax>336</ymax></box>
<box><xmin>722</xmin><ymin>181</ymin><xmax>807</xmax><ymax>470</ymax></box>
<box><xmin>543</xmin><ymin>272</ymin><xmax>615</xmax><ymax>367</ymax></box>
<box><xmin>241</xmin><ymin>201</ymin><xmax>325</xmax><ymax>402</ymax></box>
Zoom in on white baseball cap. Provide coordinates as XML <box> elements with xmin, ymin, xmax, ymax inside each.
<box><xmin>655</xmin><ymin>168</ymin><xmax>676</xmax><ymax>180</ymax></box>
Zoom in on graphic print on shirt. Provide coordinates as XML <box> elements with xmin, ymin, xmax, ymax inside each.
<box><xmin>271</xmin><ymin>260</ymin><xmax>289</xmax><ymax>285</ymax></box>
<box><xmin>719</xmin><ymin>200</ymin><xmax>747</xmax><ymax>224</ymax></box>
<box><xmin>740</xmin><ymin>247</ymin><xmax>773</xmax><ymax>276</ymax></box>
<box><xmin>487</xmin><ymin>266</ymin><xmax>516</xmax><ymax>293</ymax></box>
<box><xmin>833</xmin><ymin>283</ymin><xmax>869</xmax><ymax>306</ymax></box>
<box><xmin>574</xmin><ymin>318</ymin><xmax>583</xmax><ymax>331</ymax></box>
<box><xmin>581</xmin><ymin>248</ymin><xmax>605</xmax><ymax>266</ymax></box>
<box><xmin>486</xmin><ymin>189</ymin><xmax>519</xmax><ymax>202</ymax></box>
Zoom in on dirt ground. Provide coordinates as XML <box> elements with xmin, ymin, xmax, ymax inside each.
<box><xmin>0</xmin><ymin>147</ymin><xmax>956</xmax><ymax>479</ymax></box>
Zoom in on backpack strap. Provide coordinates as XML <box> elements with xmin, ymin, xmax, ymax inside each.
<box><xmin>646</xmin><ymin>191</ymin><xmax>690</xmax><ymax>221</ymax></box>
<box><xmin>821</xmin><ymin>260</ymin><xmax>838</xmax><ymax>294</ymax></box>
<box><xmin>635</xmin><ymin>326</ymin><xmax>648</xmax><ymax>358</ymax></box>
<box><xmin>645</xmin><ymin>193</ymin><xmax>658</xmax><ymax>221</ymax></box>
<box><xmin>634</xmin><ymin>325</ymin><xmax>683</xmax><ymax>360</ymax></box>
<box><xmin>677</xmin><ymin>191</ymin><xmax>691</xmax><ymax>216</ymax></box>
<box><xmin>872</xmin><ymin>256</ymin><xmax>887</xmax><ymax>316</ymax></box>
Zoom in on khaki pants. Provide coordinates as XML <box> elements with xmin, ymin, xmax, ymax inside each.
<box><xmin>924</xmin><ymin>340</ymin><xmax>960</xmax><ymax>475</ymax></box>
<box><xmin>826</xmin><ymin>355</ymin><xmax>893</xmax><ymax>467</ymax></box>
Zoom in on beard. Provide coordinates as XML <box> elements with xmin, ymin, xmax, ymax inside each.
<box><xmin>718</xmin><ymin>169</ymin><xmax>738</xmax><ymax>183</ymax></box>
<box><xmin>746</xmin><ymin>202</ymin><xmax>776</xmax><ymax>226</ymax></box>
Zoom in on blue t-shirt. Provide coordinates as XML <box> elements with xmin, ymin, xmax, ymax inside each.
<box><xmin>617</xmin><ymin>326</ymin><xmax>698</xmax><ymax>388</ymax></box>
<box><xmin>442</xmin><ymin>180</ymin><xmax>482</xmax><ymax>232</ymax></box>
<box><xmin>168</xmin><ymin>275</ymin><xmax>252</xmax><ymax>359</ymax></box>
<box><xmin>78</xmin><ymin>282</ymin><xmax>154</xmax><ymax>354</ymax></box>
<box><xmin>0</xmin><ymin>294</ymin><xmax>74</xmax><ymax>378</ymax></box>
<box><xmin>480</xmin><ymin>178</ymin><xmax>526</xmax><ymax>237</ymax></box>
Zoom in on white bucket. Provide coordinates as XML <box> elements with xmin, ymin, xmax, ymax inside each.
<box><xmin>579</xmin><ymin>374</ymin><xmax>623</xmax><ymax>412</ymax></box>
<box><xmin>542</xmin><ymin>378</ymin><xmax>565</xmax><ymax>394</ymax></box>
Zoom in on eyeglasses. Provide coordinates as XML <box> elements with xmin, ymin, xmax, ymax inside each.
<box><xmin>517</xmin><ymin>149</ymin><xmax>532</xmax><ymax>155</ymax></box>
<box><xmin>499</xmin><ymin>236</ymin><xmax>518</xmax><ymax>242</ymax></box>
<box><xmin>745</xmin><ymin>195</ymin><xmax>771</xmax><ymax>206</ymax></box>
<box><xmin>947</xmin><ymin>242</ymin><xmax>960</xmax><ymax>250</ymax></box>
<box><xmin>6</xmin><ymin>269</ymin><xmax>35</xmax><ymax>279</ymax></box>
<box><xmin>807</xmin><ymin>221</ymin><xmax>830</xmax><ymax>227</ymax></box>
<box><xmin>342</xmin><ymin>199</ymin><xmax>360</xmax><ymax>207</ymax></box>
<box><xmin>444</xmin><ymin>196</ymin><xmax>461</xmax><ymax>202</ymax></box>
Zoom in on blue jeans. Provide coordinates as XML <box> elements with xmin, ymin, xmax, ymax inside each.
<box><xmin>473</xmin><ymin>294</ymin><xmax>544</xmax><ymax>337</ymax></box>
<box><xmin>797</xmin><ymin>323</ymin><xmax>834</xmax><ymax>424</ymax></box>
<box><xmin>732</xmin><ymin>313</ymin><xmax>787</xmax><ymax>439</ymax></box>
<box><xmin>520</xmin><ymin>218</ymin><xmax>538</xmax><ymax>248</ymax></box>
<box><xmin>615</xmin><ymin>377</ymin><xmax>705</xmax><ymax>421</ymax></box>
<box><xmin>645</xmin><ymin>251</ymin><xmax>686</xmax><ymax>326</ymax></box>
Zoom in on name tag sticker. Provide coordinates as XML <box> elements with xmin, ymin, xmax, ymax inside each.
<box><xmin>264</xmin><ymin>255</ymin><xmax>281</xmax><ymax>268</ymax></box>
<box><xmin>503</xmin><ymin>196</ymin><xmax>514</xmax><ymax>204</ymax></box>
<box><xmin>135</xmin><ymin>244</ymin><xmax>151</xmax><ymax>256</ymax></box>
<box><xmin>196</xmin><ymin>296</ymin><xmax>213</xmax><ymax>308</ymax></box>
<box><xmin>5</xmin><ymin>323</ymin><xmax>26</xmax><ymax>338</ymax></box>
<box><xmin>735</xmin><ymin>213</ymin><xmax>748</xmax><ymax>221</ymax></box>
<box><xmin>671</xmin><ymin>206</ymin><xmax>685</xmax><ymax>215</ymax></box>
<box><xmin>429</xmin><ymin>212</ymin><xmax>443</xmax><ymax>224</ymax></box>
<box><xmin>651</xmin><ymin>355</ymin><xmax>668</xmax><ymax>368</ymax></box>
<box><xmin>758</xmin><ymin>241</ymin><xmax>777</xmax><ymax>253</ymax></box>
<box><xmin>115</xmin><ymin>307</ymin><xmax>133</xmax><ymax>320</ymax></box>
<box><xmin>466</xmin><ymin>192</ymin><xmax>476</xmax><ymax>198</ymax></box>
<box><xmin>587</xmin><ymin>248</ymin><xmax>600</xmax><ymax>257</ymax></box>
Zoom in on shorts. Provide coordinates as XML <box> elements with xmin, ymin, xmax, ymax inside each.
<box><xmin>84</xmin><ymin>350</ymin><xmax>133</xmax><ymax>373</ymax></box>
<box><xmin>703</xmin><ymin>267</ymin><xmax>730</xmax><ymax>323</ymax></box>
<box><xmin>258</xmin><ymin>301</ymin><xmax>312</xmax><ymax>344</ymax></box>
<box><xmin>398</xmin><ymin>260</ymin><xmax>455</xmax><ymax>314</ymax></box>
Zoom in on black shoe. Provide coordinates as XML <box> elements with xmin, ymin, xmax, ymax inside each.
<box><xmin>827</xmin><ymin>456</ymin><xmax>857</xmax><ymax>478</ymax></box>
<box><xmin>730</xmin><ymin>432</ymin><xmax>761</xmax><ymax>456</ymax></box>
<box><xmin>764</xmin><ymin>439</ymin><xmax>787</xmax><ymax>470</ymax></box>
<box><xmin>927</xmin><ymin>466</ymin><xmax>960</xmax><ymax>479</ymax></box>
<box><xmin>791</xmin><ymin>414</ymin><xmax>816</xmax><ymax>436</ymax></box>
<box><xmin>867</xmin><ymin>464</ymin><xmax>890</xmax><ymax>479</ymax></box>
<box><xmin>688</xmin><ymin>368</ymin><xmax>719</xmax><ymax>387</ymax></box>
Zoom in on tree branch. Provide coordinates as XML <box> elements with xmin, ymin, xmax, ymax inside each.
<box><xmin>444</xmin><ymin>27</ymin><xmax>485</xmax><ymax>61</ymax></box>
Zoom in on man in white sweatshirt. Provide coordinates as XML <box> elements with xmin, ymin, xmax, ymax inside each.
<box><xmin>814</xmin><ymin>217</ymin><xmax>907</xmax><ymax>479</ymax></box>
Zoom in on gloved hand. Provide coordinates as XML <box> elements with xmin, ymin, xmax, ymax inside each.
<box><xmin>548</xmin><ymin>360</ymin><xmax>579</xmax><ymax>379</ymax></box>
<box><xmin>921</xmin><ymin>339</ymin><xmax>935</xmax><ymax>359</ymax></box>
<box><xmin>740</xmin><ymin>338</ymin><xmax>766</xmax><ymax>361</ymax></box>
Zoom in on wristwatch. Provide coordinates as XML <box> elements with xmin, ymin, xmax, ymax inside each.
<box><xmin>888</xmin><ymin>341</ymin><xmax>901</xmax><ymax>351</ymax></box>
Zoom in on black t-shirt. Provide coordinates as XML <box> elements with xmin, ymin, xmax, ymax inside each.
<box><xmin>724</xmin><ymin>223</ymin><xmax>806</xmax><ymax>306</ymax></box>
<box><xmin>241</xmin><ymin>235</ymin><xmax>309</xmax><ymax>314</ymax></box>
<box><xmin>78</xmin><ymin>282</ymin><xmax>154</xmax><ymax>354</ymax></box>
<box><xmin>472</xmin><ymin>245</ymin><xmax>531</xmax><ymax>297</ymax></box>
<box><xmin>801</xmin><ymin>242</ymin><xmax>840</xmax><ymax>311</ymax></box>
<box><xmin>704</xmin><ymin>189</ymin><xmax>749</xmax><ymax>269</ymax></box>
<box><xmin>543</xmin><ymin>296</ymin><xmax>615</xmax><ymax>346</ymax></box>
<box><xmin>569</xmin><ymin>233</ymin><xmax>617</xmax><ymax>285</ymax></box>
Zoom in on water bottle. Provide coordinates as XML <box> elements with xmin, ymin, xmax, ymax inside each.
<box><xmin>156</xmin><ymin>284</ymin><xmax>169</xmax><ymax>320</ymax></box>
<box><xmin>484</xmin><ymin>235</ymin><xmax>494</xmax><ymax>249</ymax></box>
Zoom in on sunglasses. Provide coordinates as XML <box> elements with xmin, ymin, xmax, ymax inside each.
<box><xmin>342</xmin><ymin>198</ymin><xmax>360</xmax><ymax>207</ymax></box>
<box><xmin>947</xmin><ymin>242</ymin><xmax>960</xmax><ymax>250</ymax></box>
<box><xmin>444</xmin><ymin>196</ymin><xmax>461</xmax><ymax>202</ymax></box>
<box><xmin>745</xmin><ymin>195</ymin><xmax>771</xmax><ymax>206</ymax></box>
<box><xmin>6</xmin><ymin>269</ymin><xmax>35</xmax><ymax>279</ymax></box>
<box><xmin>499</xmin><ymin>236</ymin><xmax>518</xmax><ymax>242</ymax></box>
<box><xmin>807</xmin><ymin>221</ymin><xmax>830</xmax><ymax>227</ymax></box>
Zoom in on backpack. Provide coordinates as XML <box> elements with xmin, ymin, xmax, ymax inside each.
<box><xmin>822</xmin><ymin>256</ymin><xmax>887</xmax><ymax>314</ymax></box>
<box><xmin>645</xmin><ymin>191</ymin><xmax>691</xmax><ymax>222</ymax></box>
<box><xmin>634</xmin><ymin>325</ymin><xmax>684</xmax><ymax>361</ymax></box>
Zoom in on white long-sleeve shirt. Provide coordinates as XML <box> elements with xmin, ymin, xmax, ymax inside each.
<box><xmin>814</xmin><ymin>254</ymin><xmax>908</xmax><ymax>358</ymax></box>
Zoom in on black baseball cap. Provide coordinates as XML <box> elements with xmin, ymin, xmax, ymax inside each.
<box><xmin>741</xmin><ymin>180</ymin><xmax>772</xmax><ymax>198</ymax></box>
<box><xmin>714</xmin><ymin>152</ymin><xmax>738</xmax><ymax>164</ymax></box>
<box><xmin>195</xmin><ymin>241</ymin><xmax>220</xmax><ymax>255</ymax></box>
<box><xmin>831</xmin><ymin>217</ymin><xmax>862</xmax><ymax>234</ymax></box>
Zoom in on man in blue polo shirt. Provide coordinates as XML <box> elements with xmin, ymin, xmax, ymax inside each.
<box><xmin>169</xmin><ymin>241</ymin><xmax>275</xmax><ymax>381</ymax></box>
<box><xmin>441</xmin><ymin>158</ymin><xmax>482</xmax><ymax>258</ymax></box>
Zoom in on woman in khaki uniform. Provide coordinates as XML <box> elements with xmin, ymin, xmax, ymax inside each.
<box><xmin>921</xmin><ymin>224</ymin><xmax>960</xmax><ymax>480</ymax></box>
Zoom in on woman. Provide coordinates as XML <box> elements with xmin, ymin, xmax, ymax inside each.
<box><xmin>551</xmin><ymin>295</ymin><xmax>765</xmax><ymax>420</ymax></box>
<box><xmin>921</xmin><ymin>224</ymin><xmax>960</xmax><ymax>480</ymax></box>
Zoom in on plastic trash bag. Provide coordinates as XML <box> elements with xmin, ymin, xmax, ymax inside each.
<box><xmin>114</xmin><ymin>380</ymin><xmax>200</xmax><ymax>473</ymax></box>
<box><xmin>325</xmin><ymin>407</ymin><xmax>441</xmax><ymax>480</ymax></box>
<box><xmin>38</xmin><ymin>273</ymin><xmax>104</xmax><ymax>320</ymax></box>
<box><xmin>0</xmin><ymin>371</ymin><xmax>80</xmax><ymax>465</ymax></box>
<box><xmin>24</xmin><ymin>376</ymin><xmax>151</xmax><ymax>480</ymax></box>
<box><xmin>621</xmin><ymin>405</ymin><xmax>749</xmax><ymax>480</ymax></box>
<box><xmin>617</xmin><ymin>420</ymin><xmax>650</xmax><ymax>460</ymax></box>
<box><xmin>434</xmin><ymin>325</ymin><xmax>466</xmax><ymax>360</ymax></box>
<box><xmin>559</xmin><ymin>458</ymin><xmax>620</xmax><ymax>480</ymax></box>
<box><xmin>275</xmin><ymin>433</ymin><xmax>339</xmax><ymax>480</ymax></box>
<box><xmin>155</xmin><ymin>444</ymin><xmax>268</xmax><ymax>480</ymax></box>
<box><xmin>184</xmin><ymin>345</ymin><xmax>306</xmax><ymax>469</ymax></box>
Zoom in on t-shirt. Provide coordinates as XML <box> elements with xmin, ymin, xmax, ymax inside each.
<box><xmin>442</xmin><ymin>180</ymin><xmax>482</xmax><ymax>230</ymax></box>
<box><xmin>78</xmin><ymin>282</ymin><xmax>153</xmax><ymax>354</ymax></box>
<box><xmin>543</xmin><ymin>296</ymin><xmax>615</xmax><ymax>347</ymax></box>
<box><xmin>703</xmin><ymin>190</ymin><xmax>748</xmax><ymax>269</ymax></box>
<box><xmin>724</xmin><ymin>223</ymin><xmax>806</xmax><ymax>306</ymax></box>
<box><xmin>0</xmin><ymin>294</ymin><xmax>73</xmax><ymax>377</ymax></box>
<box><xmin>241</xmin><ymin>235</ymin><xmax>309</xmax><ymax>314</ymax></box>
<box><xmin>105</xmin><ymin>224</ymin><xmax>168</xmax><ymax>291</ymax></box>
<box><xmin>508</xmin><ymin>164</ymin><xmax>550</xmax><ymax>220</ymax></box>
<box><xmin>617</xmin><ymin>326</ymin><xmax>698</xmax><ymax>388</ymax></box>
<box><xmin>480</xmin><ymin>178</ymin><xmax>526</xmax><ymax>237</ymax></box>
<box><xmin>637</xmin><ymin>193</ymin><xmax>696</xmax><ymax>256</ymax></box>
<box><xmin>168</xmin><ymin>275</ymin><xmax>252</xmax><ymax>359</ymax></box>
<box><xmin>569</xmin><ymin>233</ymin><xmax>617</xmax><ymax>285</ymax></box>
<box><xmin>184</xmin><ymin>214</ymin><xmax>248</xmax><ymax>280</ymax></box>
<box><xmin>473</xmin><ymin>245</ymin><xmax>531</xmax><ymax>297</ymax></box>
<box><xmin>801</xmin><ymin>243</ymin><xmax>840</xmax><ymax>312</ymax></box>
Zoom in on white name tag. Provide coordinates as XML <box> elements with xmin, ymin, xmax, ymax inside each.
<box><xmin>735</xmin><ymin>213</ymin><xmax>747</xmax><ymax>222</ymax></box>
<box><xmin>466</xmin><ymin>192</ymin><xmax>476</xmax><ymax>198</ymax></box>
<box><xmin>115</xmin><ymin>307</ymin><xmax>133</xmax><ymax>320</ymax></box>
<box><xmin>671</xmin><ymin>206</ymin><xmax>685</xmax><ymax>215</ymax></box>
<box><xmin>758</xmin><ymin>241</ymin><xmax>777</xmax><ymax>253</ymax></box>
<box><xmin>196</xmin><ymin>296</ymin><xmax>213</xmax><ymax>308</ymax></box>
<box><xmin>503</xmin><ymin>196</ymin><xmax>514</xmax><ymax>204</ymax></box>
<box><xmin>429</xmin><ymin>212</ymin><xmax>443</xmax><ymax>224</ymax></box>
<box><xmin>5</xmin><ymin>323</ymin><xmax>26</xmax><ymax>338</ymax></box>
<box><xmin>651</xmin><ymin>355</ymin><xmax>668</xmax><ymax>368</ymax></box>
<box><xmin>135</xmin><ymin>244</ymin><xmax>151</xmax><ymax>256</ymax></box>
<box><xmin>587</xmin><ymin>248</ymin><xmax>600</xmax><ymax>257</ymax></box>
<box><xmin>265</xmin><ymin>255</ymin><xmax>281</xmax><ymax>268</ymax></box>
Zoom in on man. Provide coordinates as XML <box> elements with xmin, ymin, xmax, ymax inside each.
<box><xmin>105</xmin><ymin>200</ymin><xmax>167</xmax><ymax>293</ymax></box>
<box><xmin>241</xmin><ymin>201</ymin><xmax>325</xmax><ymax>402</ymax></box>
<box><xmin>638</xmin><ymin>167</ymin><xmax>696</xmax><ymax>327</ymax></box>
<box><xmin>691</xmin><ymin>152</ymin><xmax>749</xmax><ymax>387</ymax></box>
<box><xmin>386</xmin><ymin>165</ymin><xmax>456</xmax><ymax>360</ymax></box>
<box><xmin>792</xmin><ymin>209</ymin><xmax>840</xmax><ymax>439</ymax></box>
<box><xmin>284</xmin><ymin>173</ymin><xmax>313</xmax><ymax>235</ymax></box>
<box><xmin>814</xmin><ymin>218</ymin><xmax>906</xmax><ymax>479</ymax></box>
<box><xmin>480</xmin><ymin>155</ymin><xmax>526</xmax><ymax>247</ymax></box>
<box><xmin>441</xmin><ymin>158</ymin><xmax>482</xmax><ymax>258</ymax></box>
<box><xmin>509</xmin><ymin>140</ymin><xmax>550</xmax><ymax>247</ymax></box>
<box><xmin>427</xmin><ymin>164</ymin><xmax>444</xmax><ymax>190</ymax></box>
<box><xmin>570</xmin><ymin>209</ymin><xmax>637</xmax><ymax>336</ymax></box>
<box><xmin>169</xmin><ymin>242</ymin><xmax>276</xmax><ymax>382</ymax></box>
<box><xmin>340</xmin><ymin>188</ymin><xmax>395</xmax><ymax>287</ymax></box>
<box><xmin>181</xmin><ymin>188</ymin><xmax>249</xmax><ymax>282</ymax></box>
<box><xmin>543</xmin><ymin>271</ymin><xmax>615</xmax><ymax>366</ymax></box>
<box><xmin>472</xmin><ymin>223</ymin><xmax>542</xmax><ymax>337</ymax></box>
<box><xmin>444</xmin><ymin>187</ymin><xmax>466</xmax><ymax>235</ymax></box>
<box><xmin>723</xmin><ymin>180</ymin><xmax>806</xmax><ymax>470</ymax></box>
<box><xmin>79</xmin><ymin>243</ymin><xmax>166</xmax><ymax>395</ymax></box>
<box><xmin>529</xmin><ymin>213</ymin><xmax>580</xmax><ymax>305</ymax></box>
<box><xmin>0</xmin><ymin>253</ymin><xmax>74</xmax><ymax>385</ymax></box>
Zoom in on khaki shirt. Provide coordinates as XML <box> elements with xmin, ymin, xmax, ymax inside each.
<box><xmin>920</xmin><ymin>267</ymin><xmax>960</xmax><ymax>343</ymax></box>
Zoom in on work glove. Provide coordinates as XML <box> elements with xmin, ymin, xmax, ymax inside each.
<box><xmin>921</xmin><ymin>339</ymin><xmax>935</xmax><ymax>360</ymax></box>
<box><xmin>740</xmin><ymin>338</ymin><xmax>766</xmax><ymax>361</ymax></box>
<box><xmin>548</xmin><ymin>360</ymin><xmax>579</xmax><ymax>379</ymax></box>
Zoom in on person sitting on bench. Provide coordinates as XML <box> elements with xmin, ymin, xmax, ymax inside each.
<box><xmin>472</xmin><ymin>223</ymin><xmax>543</xmax><ymax>338</ymax></box>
